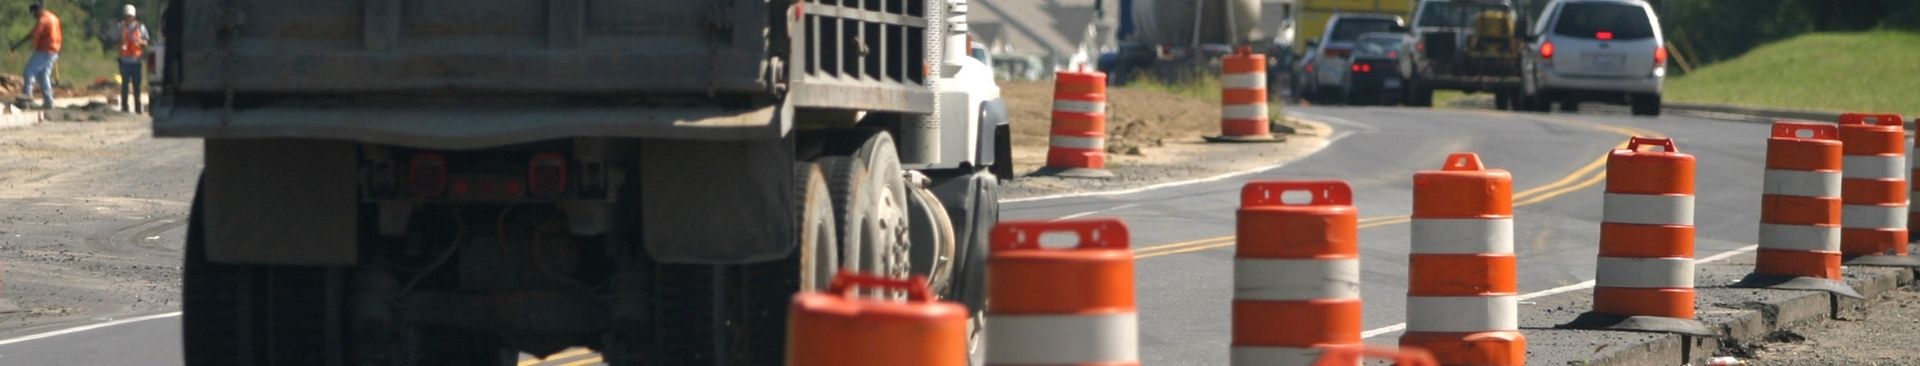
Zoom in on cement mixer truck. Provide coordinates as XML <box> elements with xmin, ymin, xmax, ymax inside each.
<box><xmin>156</xmin><ymin>0</ymin><xmax>1006</xmax><ymax>365</ymax></box>
<box><xmin>1107</xmin><ymin>0</ymin><xmax>1265</xmax><ymax>82</ymax></box>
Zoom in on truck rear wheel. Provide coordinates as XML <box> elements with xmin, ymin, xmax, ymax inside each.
<box><xmin>182</xmin><ymin>189</ymin><xmax>351</xmax><ymax>365</ymax></box>
<box><xmin>795</xmin><ymin>162</ymin><xmax>841</xmax><ymax>292</ymax></box>
<box><xmin>819</xmin><ymin>131</ymin><xmax>911</xmax><ymax>279</ymax></box>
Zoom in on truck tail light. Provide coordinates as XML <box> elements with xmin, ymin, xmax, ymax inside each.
<box><xmin>528</xmin><ymin>153</ymin><xmax>568</xmax><ymax>197</ymax></box>
<box><xmin>1541</xmin><ymin>42</ymin><xmax>1555</xmax><ymax>60</ymax></box>
<box><xmin>1654</xmin><ymin>46</ymin><xmax>1668</xmax><ymax>65</ymax></box>
<box><xmin>408</xmin><ymin>153</ymin><xmax>447</xmax><ymax>197</ymax></box>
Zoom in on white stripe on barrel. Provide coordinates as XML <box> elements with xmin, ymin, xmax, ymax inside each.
<box><xmin>1052</xmin><ymin>100</ymin><xmax>1105</xmax><ymax>114</ymax></box>
<box><xmin>1231</xmin><ymin>347</ymin><xmax>1328</xmax><ymax>365</ymax></box>
<box><xmin>1843</xmin><ymin>204</ymin><xmax>1908</xmax><ymax>229</ymax></box>
<box><xmin>1758</xmin><ymin>223</ymin><xmax>1842</xmax><ymax>252</ymax></box>
<box><xmin>1222</xmin><ymin>104</ymin><xmax>1269</xmax><ymax>120</ymax></box>
<box><xmin>1405</xmin><ymin>296</ymin><xmax>1520</xmax><ymax>332</ymax></box>
<box><xmin>1049</xmin><ymin>135</ymin><xmax>1105</xmax><ymax>150</ymax></box>
<box><xmin>1222</xmin><ymin>73</ymin><xmax>1266</xmax><ymax>89</ymax></box>
<box><xmin>1409</xmin><ymin>218</ymin><xmax>1516</xmax><ymax>254</ymax></box>
<box><xmin>1843</xmin><ymin>155</ymin><xmax>1905</xmax><ymax>180</ymax></box>
<box><xmin>1595</xmin><ymin>257</ymin><xmax>1695</xmax><ymax>288</ymax></box>
<box><xmin>1763</xmin><ymin>170</ymin><xmax>1843</xmax><ymax>197</ymax></box>
<box><xmin>1602</xmin><ymin>193</ymin><xmax>1695</xmax><ymax>226</ymax></box>
<box><xmin>1233</xmin><ymin>258</ymin><xmax>1360</xmax><ymax>301</ymax></box>
<box><xmin>985</xmin><ymin>313</ymin><xmax>1140</xmax><ymax>364</ymax></box>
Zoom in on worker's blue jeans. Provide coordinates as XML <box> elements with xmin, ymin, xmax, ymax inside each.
<box><xmin>119</xmin><ymin>57</ymin><xmax>143</xmax><ymax>112</ymax></box>
<box><xmin>22</xmin><ymin>51</ymin><xmax>56</xmax><ymax>107</ymax></box>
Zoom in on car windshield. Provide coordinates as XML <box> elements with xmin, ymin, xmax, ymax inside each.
<box><xmin>1355</xmin><ymin>36</ymin><xmax>1404</xmax><ymax>57</ymax></box>
<box><xmin>1329</xmin><ymin>19</ymin><xmax>1397</xmax><ymax>43</ymax></box>
<box><xmin>1417</xmin><ymin>1</ymin><xmax>1512</xmax><ymax>28</ymax></box>
<box><xmin>1552</xmin><ymin>2</ymin><xmax>1654</xmax><ymax>40</ymax></box>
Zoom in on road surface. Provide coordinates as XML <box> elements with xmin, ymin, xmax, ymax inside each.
<box><xmin>0</xmin><ymin>106</ymin><xmax>1777</xmax><ymax>365</ymax></box>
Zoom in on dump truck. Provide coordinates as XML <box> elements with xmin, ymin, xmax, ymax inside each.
<box><xmin>155</xmin><ymin>0</ymin><xmax>1006</xmax><ymax>365</ymax></box>
<box><xmin>1405</xmin><ymin>0</ymin><xmax>1525</xmax><ymax>107</ymax></box>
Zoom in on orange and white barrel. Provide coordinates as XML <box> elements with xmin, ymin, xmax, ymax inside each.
<box><xmin>1836</xmin><ymin>113</ymin><xmax>1909</xmax><ymax>260</ymax></box>
<box><xmin>788</xmin><ymin>273</ymin><xmax>969</xmax><ymax>366</ymax></box>
<box><xmin>1594</xmin><ymin>137</ymin><xmax>1698</xmax><ymax>319</ymax></box>
<box><xmin>1402</xmin><ymin>153</ymin><xmax>1525</xmax><ymax>366</ymax></box>
<box><xmin>1047</xmin><ymin>70</ymin><xmax>1108</xmax><ymax>170</ymax></box>
<box><xmin>1232</xmin><ymin>181</ymin><xmax>1362</xmax><ymax>366</ymax></box>
<box><xmin>987</xmin><ymin>219</ymin><xmax>1138</xmax><ymax>366</ymax></box>
<box><xmin>1220</xmin><ymin>47</ymin><xmax>1270</xmax><ymax>139</ymax></box>
<box><xmin>1758</xmin><ymin>122</ymin><xmax>1844</xmax><ymax>279</ymax></box>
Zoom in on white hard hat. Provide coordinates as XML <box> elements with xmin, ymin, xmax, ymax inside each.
<box><xmin>123</xmin><ymin>4</ymin><xmax>135</xmax><ymax>17</ymax></box>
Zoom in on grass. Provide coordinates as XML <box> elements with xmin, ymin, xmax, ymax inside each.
<box><xmin>1666</xmin><ymin>31</ymin><xmax>1920</xmax><ymax>117</ymax></box>
<box><xmin>1123</xmin><ymin>71</ymin><xmax>1289</xmax><ymax>121</ymax></box>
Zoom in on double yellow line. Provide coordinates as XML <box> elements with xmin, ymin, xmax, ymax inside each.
<box><xmin>1134</xmin><ymin>118</ymin><xmax>1659</xmax><ymax>259</ymax></box>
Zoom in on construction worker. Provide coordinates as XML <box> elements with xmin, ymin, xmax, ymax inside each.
<box><xmin>116</xmin><ymin>4</ymin><xmax>148</xmax><ymax>113</ymax></box>
<box><xmin>10</xmin><ymin>3</ymin><xmax>60</xmax><ymax>109</ymax></box>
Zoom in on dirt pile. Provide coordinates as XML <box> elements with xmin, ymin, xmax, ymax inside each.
<box><xmin>1004</xmin><ymin>80</ymin><xmax>1226</xmax><ymax>157</ymax></box>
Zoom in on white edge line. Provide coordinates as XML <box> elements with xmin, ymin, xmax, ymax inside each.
<box><xmin>0</xmin><ymin>311</ymin><xmax>182</xmax><ymax>346</ymax></box>
<box><xmin>1359</xmin><ymin>244</ymin><xmax>1762</xmax><ymax>339</ymax></box>
<box><xmin>1050</xmin><ymin>203</ymin><xmax>1140</xmax><ymax>222</ymax></box>
<box><xmin>1004</xmin><ymin>130</ymin><xmax>1353</xmax><ymax>205</ymax></box>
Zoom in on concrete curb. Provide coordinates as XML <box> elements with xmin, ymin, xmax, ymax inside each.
<box><xmin>0</xmin><ymin>107</ymin><xmax>41</xmax><ymax>129</ymax></box>
<box><xmin>1520</xmin><ymin>251</ymin><xmax>1916</xmax><ymax>365</ymax></box>
<box><xmin>1664</xmin><ymin>102</ymin><xmax>1916</xmax><ymax>129</ymax></box>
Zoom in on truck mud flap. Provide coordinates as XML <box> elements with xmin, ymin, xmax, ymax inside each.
<box><xmin>637</xmin><ymin>137</ymin><xmax>796</xmax><ymax>264</ymax></box>
<box><xmin>201</xmin><ymin>139</ymin><xmax>359</xmax><ymax>265</ymax></box>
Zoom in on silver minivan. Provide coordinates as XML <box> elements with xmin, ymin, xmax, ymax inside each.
<box><xmin>1520</xmin><ymin>0</ymin><xmax>1665</xmax><ymax>116</ymax></box>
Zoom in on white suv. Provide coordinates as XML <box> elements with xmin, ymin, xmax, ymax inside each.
<box><xmin>1519</xmin><ymin>0</ymin><xmax>1665</xmax><ymax>116</ymax></box>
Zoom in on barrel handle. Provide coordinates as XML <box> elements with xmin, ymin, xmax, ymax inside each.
<box><xmin>1441</xmin><ymin>152</ymin><xmax>1486</xmax><ymax>171</ymax></box>
<box><xmin>1242</xmin><ymin>180</ymin><xmax>1354</xmax><ymax>207</ymax></box>
<box><xmin>828</xmin><ymin>272</ymin><xmax>935</xmax><ymax>302</ymax></box>
<box><xmin>991</xmin><ymin>219</ymin><xmax>1131</xmax><ymax>252</ymax></box>
<box><xmin>1839</xmin><ymin>112</ymin><xmax>1905</xmax><ymax>127</ymax></box>
<box><xmin>1771</xmin><ymin>121</ymin><xmax>1838</xmax><ymax>140</ymax></box>
<box><xmin>1626</xmin><ymin>136</ymin><xmax>1679</xmax><ymax>153</ymax></box>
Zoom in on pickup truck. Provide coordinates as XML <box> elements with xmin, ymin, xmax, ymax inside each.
<box><xmin>1406</xmin><ymin>0</ymin><xmax>1526</xmax><ymax>108</ymax></box>
<box><xmin>156</xmin><ymin>0</ymin><xmax>1005</xmax><ymax>364</ymax></box>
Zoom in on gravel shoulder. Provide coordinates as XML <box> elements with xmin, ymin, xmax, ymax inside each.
<box><xmin>999</xmin><ymin>81</ymin><xmax>1333</xmax><ymax>200</ymax></box>
<box><xmin>0</xmin><ymin>108</ymin><xmax>199</xmax><ymax>334</ymax></box>
<box><xmin>1744</xmin><ymin>285</ymin><xmax>1920</xmax><ymax>365</ymax></box>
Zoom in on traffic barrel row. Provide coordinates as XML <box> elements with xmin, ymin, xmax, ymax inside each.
<box><xmin>1207</xmin><ymin>47</ymin><xmax>1277</xmax><ymax>143</ymax></box>
<box><xmin>1835</xmin><ymin>113</ymin><xmax>1919</xmax><ymax>266</ymax></box>
<box><xmin>1560</xmin><ymin>137</ymin><xmax>1713</xmax><ymax>336</ymax></box>
<box><xmin>1040</xmin><ymin>69</ymin><xmax>1115</xmax><ymax>178</ymax></box>
<box><xmin>1736</xmin><ymin>122</ymin><xmax>1862</xmax><ymax>298</ymax></box>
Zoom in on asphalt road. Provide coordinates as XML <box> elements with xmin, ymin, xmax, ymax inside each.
<box><xmin>0</xmin><ymin>105</ymin><xmax>1778</xmax><ymax>365</ymax></box>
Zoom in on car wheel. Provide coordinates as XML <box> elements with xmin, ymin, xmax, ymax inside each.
<box><xmin>1631</xmin><ymin>93</ymin><xmax>1662</xmax><ymax>117</ymax></box>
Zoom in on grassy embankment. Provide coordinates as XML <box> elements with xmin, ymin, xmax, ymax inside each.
<box><xmin>1667</xmin><ymin>31</ymin><xmax>1920</xmax><ymax>116</ymax></box>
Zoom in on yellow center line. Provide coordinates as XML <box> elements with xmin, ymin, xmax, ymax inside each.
<box><xmin>1131</xmin><ymin>117</ymin><xmax>1666</xmax><ymax>259</ymax></box>
<box><xmin>522</xmin><ymin>348</ymin><xmax>596</xmax><ymax>366</ymax></box>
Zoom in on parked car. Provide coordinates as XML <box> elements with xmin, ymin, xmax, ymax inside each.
<box><xmin>1343</xmin><ymin>32</ymin><xmax>1416</xmax><ymax>105</ymax></box>
<box><xmin>1519</xmin><ymin>0</ymin><xmax>1666</xmax><ymax>116</ymax></box>
<box><xmin>1294</xmin><ymin>13</ymin><xmax>1407</xmax><ymax>104</ymax></box>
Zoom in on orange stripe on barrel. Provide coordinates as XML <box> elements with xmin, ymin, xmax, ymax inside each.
<box><xmin>1408</xmin><ymin>254</ymin><xmax>1518</xmax><ymax>296</ymax></box>
<box><xmin>1841</xmin><ymin>179</ymin><xmax>1907</xmax><ymax>204</ymax></box>
<box><xmin>1398</xmin><ymin>331</ymin><xmax>1527</xmax><ymax>366</ymax></box>
<box><xmin>1237</xmin><ymin>208</ymin><xmax>1357</xmax><ymax>259</ymax></box>
<box><xmin>1756</xmin><ymin>249</ymin><xmax>1842</xmax><ymax>279</ymax></box>
<box><xmin>1049</xmin><ymin>114</ymin><xmax>1105</xmax><ymax>136</ymax></box>
<box><xmin>1838</xmin><ymin>124</ymin><xmax>1904</xmax><ymax>156</ymax></box>
<box><xmin>1412</xmin><ymin>173</ymin><xmax>1514</xmax><ymax>218</ymax></box>
<box><xmin>1760</xmin><ymin>195</ymin><xmax>1841</xmax><ymax>226</ymax></box>
<box><xmin>1598</xmin><ymin>223</ymin><xmax>1696</xmax><ymax>258</ymax></box>
<box><xmin>1231</xmin><ymin>299</ymin><xmax>1362</xmax><ymax>347</ymax></box>
<box><xmin>988</xmin><ymin>250</ymin><xmax>1136</xmax><ymax>314</ymax></box>
<box><xmin>1222</xmin><ymin>89</ymin><xmax>1267</xmax><ymax>105</ymax></box>
<box><xmin>1841</xmin><ymin>228</ymin><xmax>1908</xmax><ymax>256</ymax></box>
<box><xmin>1592</xmin><ymin>287</ymin><xmax>1694</xmax><ymax>319</ymax></box>
<box><xmin>1223</xmin><ymin>53</ymin><xmax>1266</xmax><ymax>74</ymax></box>
<box><xmin>1765</xmin><ymin>138</ymin><xmax>1842</xmax><ymax>172</ymax></box>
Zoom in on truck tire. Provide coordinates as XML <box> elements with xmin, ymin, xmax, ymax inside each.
<box><xmin>182</xmin><ymin>189</ymin><xmax>351</xmax><ymax>365</ymax></box>
<box><xmin>1410</xmin><ymin>84</ymin><xmax>1435</xmax><ymax>107</ymax></box>
<box><xmin>1631</xmin><ymin>93</ymin><xmax>1662</xmax><ymax>117</ymax></box>
<box><xmin>819</xmin><ymin>131</ymin><xmax>911</xmax><ymax>279</ymax></box>
<box><xmin>795</xmin><ymin>162</ymin><xmax>840</xmax><ymax>292</ymax></box>
<box><xmin>991</xmin><ymin>124</ymin><xmax>1014</xmax><ymax>180</ymax></box>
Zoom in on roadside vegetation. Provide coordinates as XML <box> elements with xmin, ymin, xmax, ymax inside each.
<box><xmin>1666</xmin><ymin>31</ymin><xmax>1920</xmax><ymax>116</ymax></box>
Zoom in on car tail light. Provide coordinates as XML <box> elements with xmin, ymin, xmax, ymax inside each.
<box><xmin>1350</xmin><ymin>64</ymin><xmax>1372</xmax><ymax>73</ymax></box>
<box><xmin>1595</xmin><ymin>31</ymin><xmax>1614</xmax><ymax>40</ymax></box>
<box><xmin>1416</xmin><ymin>42</ymin><xmax>1425</xmax><ymax>53</ymax></box>
<box><xmin>1387</xmin><ymin>51</ymin><xmax>1398</xmax><ymax>59</ymax></box>
<box><xmin>408</xmin><ymin>153</ymin><xmax>447</xmax><ymax>197</ymax></box>
<box><xmin>1654</xmin><ymin>46</ymin><xmax>1668</xmax><ymax>65</ymax></box>
<box><xmin>528</xmin><ymin>153</ymin><xmax>568</xmax><ymax>197</ymax></box>
<box><xmin>1541</xmin><ymin>42</ymin><xmax>1555</xmax><ymax>60</ymax></box>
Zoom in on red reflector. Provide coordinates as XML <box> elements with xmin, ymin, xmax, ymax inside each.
<box><xmin>1541</xmin><ymin>42</ymin><xmax>1555</xmax><ymax>59</ymax></box>
<box><xmin>1596</xmin><ymin>31</ymin><xmax>1613</xmax><ymax>40</ymax></box>
<box><xmin>529</xmin><ymin>153</ymin><xmax>569</xmax><ymax>197</ymax></box>
<box><xmin>408</xmin><ymin>153</ymin><xmax>447</xmax><ymax>197</ymax></box>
